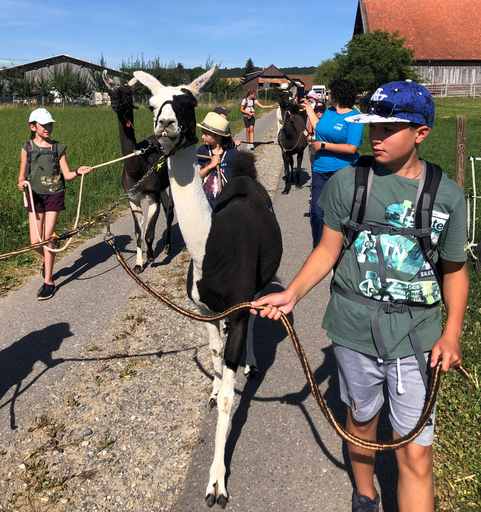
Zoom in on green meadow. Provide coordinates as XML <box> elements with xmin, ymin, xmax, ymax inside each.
<box><xmin>0</xmin><ymin>98</ymin><xmax>480</xmax><ymax>509</ymax></box>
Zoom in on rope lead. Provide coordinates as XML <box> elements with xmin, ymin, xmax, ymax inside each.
<box><xmin>106</xmin><ymin>237</ymin><xmax>471</xmax><ymax>451</ymax></box>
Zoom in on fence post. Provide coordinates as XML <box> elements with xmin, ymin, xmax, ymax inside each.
<box><xmin>455</xmin><ymin>116</ymin><xmax>467</xmax><ymax>190</ymax></box>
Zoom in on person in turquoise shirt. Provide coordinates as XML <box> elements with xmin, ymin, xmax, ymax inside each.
<box><xmin>301</xmin><ymin>79</ymin><xmax>364</xmax><ymax>248</ymax></box>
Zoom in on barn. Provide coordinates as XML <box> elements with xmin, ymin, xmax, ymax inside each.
<box><xmin>353</xmin><ymin>0</ymin><xmax>481</xmax><ymax>95</ymax></box>
<box><xmin>242</xmin><ymin>65</ymin><xmax>307</xmax><ymax>92</ymax></box>
<box><xmin>4</xmin><ymin>54</ymin><xmax>120</xmax><ymax>83</ymax></box>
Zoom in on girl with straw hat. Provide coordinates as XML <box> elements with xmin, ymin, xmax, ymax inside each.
<box><xmin>197</xmin><ymin>112</ymin><xmax>237</xmax><ymax>209</ymax></box>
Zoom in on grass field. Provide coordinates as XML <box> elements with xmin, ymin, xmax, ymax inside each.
<box><xmin>0</xmin><ymin>98</ymin><xmax>480</xmax><ymax>509</ymax></box>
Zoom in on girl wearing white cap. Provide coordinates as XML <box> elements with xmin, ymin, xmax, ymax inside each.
<box><xmin>17</xmin><ymin>108</ymin><xmax>92</xmax><ymax>301</ymax></box>
<box><xmin>197</xmin><ymin>112</ymin><xmax>237</xmax><ymax>209</ymax></box>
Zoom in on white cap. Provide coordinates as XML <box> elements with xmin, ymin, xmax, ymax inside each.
<box><xmin>29</xmin><ymin>108</ymin><xmax>56</xmax><ymax>124</ymax></box>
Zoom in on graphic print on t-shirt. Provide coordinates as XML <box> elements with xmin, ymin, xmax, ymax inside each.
<box><xmin>354</xmin><ymin>199</ymin><xmax>449</xmax><ymax>304</ymax></box>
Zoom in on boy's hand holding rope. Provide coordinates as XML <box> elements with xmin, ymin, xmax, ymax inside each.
<box><xmin>107</xmin><ymin>236</ymin><xmax>472</xmax><ymax>451</ymax></box>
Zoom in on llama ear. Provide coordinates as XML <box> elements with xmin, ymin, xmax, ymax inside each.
<box><xmin>188</xmin><ymin>64</ymin><xmax>219</xmax><ymax>99</ymax></box>
<box><xmin>102</xmin><ymin>70</ymin><xmax>117</xmax><ymax>90</ymax></box>
<box><xmin>127</xmin><ymin>76</ymin><xmax>139</xmax><ymax>88</ymax></box>
<box><xmin>133</xmin><ymin>71</ymin><xmax>164</xmax><ymax>95</ymax></box>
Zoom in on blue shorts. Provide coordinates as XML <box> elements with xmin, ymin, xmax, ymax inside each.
<box><xmin>333</xmin><ymin>343</ymin><xmax>436</xmax><ymax>446</ymax></box>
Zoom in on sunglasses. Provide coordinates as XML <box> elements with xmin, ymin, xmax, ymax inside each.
<box><xmin>359</xmin><ymin>98</ymin><xmax>427</xmax><ymax>123</ymax></box>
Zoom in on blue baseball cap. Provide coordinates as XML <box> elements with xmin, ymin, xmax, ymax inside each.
<box><xmin>346</xmin><ymin>81</ymin><xmax>435</xmax><ymax>127</ymax></box>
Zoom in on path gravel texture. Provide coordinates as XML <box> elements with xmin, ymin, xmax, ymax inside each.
<box><xmin>0</xmin><ymin>112</ymin><xmax>297</xmax><ymax>512</ymax></box>
<box><xmin>0</xmin><ymin>110</ymin><xmax>395</xmax><ymax>512</ymax></box>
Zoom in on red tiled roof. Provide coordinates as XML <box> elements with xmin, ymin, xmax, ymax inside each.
<box><xmin>359</xmin><ymin>0</ymin><xmax>481</xmax><ymax>61</ymax></box>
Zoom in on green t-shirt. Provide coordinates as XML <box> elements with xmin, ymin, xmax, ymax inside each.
<box><xmin>22</xmin><ymin>141</ymin><xmax>67</xmax><ymax>195</ymax></box>
<box><xmin>320</xmin><ymin>160</ymin><xmax>467</xmax><ymax>359</ymax></box>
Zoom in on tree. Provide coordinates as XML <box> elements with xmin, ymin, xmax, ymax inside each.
<box><xmin>50</xmin><ymin>61</ymin><xmax>77</xmax><ymax>103</ymax></box>
<box><xmin>313</xmin><ymin>59</ymin><xmax>340</xmax><ymax>87</ymax></box>
<box><xmin>33</xmin><ymin>75</ymin><xmax>52</xmax><ymax>101</ymax></box>
<box><xmin>71</xmin><ymin>72</ymin><xmax>92</xmax><ymax>102</ymax></box>
<box><xmin>0</xmin><ymin>70</ymin><xmax>8</xmax><ymax>98</ymax></box>
<box><xmin>334</xmin><ymin>30</ymin><xmax>421</xmax><ymax>94</ymax></box>
<box><xmin>8</xmin><ymin>70</ymin><xmax>35</xmax><ymax>99</ymax></box>
<box><xmin>243</xmin><ymin>58</ymin><xmax>255</xmax><ymax>78</ymax></box>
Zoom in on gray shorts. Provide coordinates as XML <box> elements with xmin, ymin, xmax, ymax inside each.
<box><xmin>333</xmin><ymin>343</ymin><xmax>436</xmax><ymax>446</ymax></box>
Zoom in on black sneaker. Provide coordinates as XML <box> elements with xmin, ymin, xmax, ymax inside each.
<box><xmin>37</xmin><ymin>283</ymin><xmax>56</xmax><ymax>301</ymax></box>
<box><xmin>352</xmin><ymin>489</ymin><xmax>380</xmax><ymax>512</ymax></box>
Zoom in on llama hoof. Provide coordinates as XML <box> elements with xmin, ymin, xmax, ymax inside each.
<box><xmin>217</xmin><ymin>494</ymin><xmax>228</xmax><ymax>508</ymax></box>
<box><xmin>244</xmin><ymin>365</ymin><xmax>260</xmax><ymax>380</ymax></box>
<box><xmin>205</xmin><ymin>493</ymin><xmax>216</xmax><ymax>508</ymax></box>
<box><xmin>133</xmin><ymin>265</ymin><xmax>144</xmax><ymax>274</ymax></box>
<box><xmin>209</xmin><ymin>397</ymin><xmax>218</xmax><ymax>409</ymax></box>
<box><xmin>282</xmin><ymin>189</ymin><xmax>289</xmax><ymax>195</ymax></box>
<box><xmin>296</xmin><ymin>183</ymin><xmax>302</xmax><ymax>189</ymax></box>
<box><xmin>164</xmin><ymin>243</ymin><xmax>172</xmax><ymax>254</ymax></box>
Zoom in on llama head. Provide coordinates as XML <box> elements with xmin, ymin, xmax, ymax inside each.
<box><xmin>273</xmin><ymin>83</ymin><xmax>296</xmax><ymax>112</ymax></box>
<box><xmin>133</xmin><ymin>64</ymin><xmax>218</xmax><ymax>154</ymax></box>
<box><xmin>103</xmin><ymin>70</ymin><xmax>138</xmax><ymax>115</ymax></box>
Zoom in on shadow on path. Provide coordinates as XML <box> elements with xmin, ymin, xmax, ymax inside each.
<box><xmin>0</xmin><ymin>323</ymin><xmax>73</xmax><ymax>430</ymax></box>
<box><xmin>54</xmin><ymin>234</ymin><xmax>132</xmax><ymax>290</ymax></box>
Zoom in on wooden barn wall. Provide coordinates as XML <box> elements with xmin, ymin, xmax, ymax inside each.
<box><xmin>413</xmin><ymin>62</ymin><xmax>481</xmax><ymax>84</ymax></box>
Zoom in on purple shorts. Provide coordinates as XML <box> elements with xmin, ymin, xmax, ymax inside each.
<box><xmin>26</xmin><ymin>191</ymin><xmax>66</xmax><ymax>213</ymax></box>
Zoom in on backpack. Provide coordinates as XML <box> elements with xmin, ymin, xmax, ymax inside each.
<box><xmin>241</xmin><ymin>96</ymin><xmax>254</xmax><ymax>113</ymax></box>
<box><xmin>25</xmin><ymin>140</ymin><xmax>60</xmax><ymax>179</ymax></box>
<box><xmin>332</xmin><ymin>155</ymin><xmax>443</xmax><ymax>387</ymax></box>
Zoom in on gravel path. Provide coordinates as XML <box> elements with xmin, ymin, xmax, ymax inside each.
<box><xmin>0</xmin><ymin>122</ymin><xmax>284</xmax><ymax>512</ymax></box>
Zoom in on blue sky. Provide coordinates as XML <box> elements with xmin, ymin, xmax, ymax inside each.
<box><xmin>0</xmin><ymin>0</ymin><xmax>359</xmax><ymax>71</ymax></box>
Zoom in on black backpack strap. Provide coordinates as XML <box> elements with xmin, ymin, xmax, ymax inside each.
<box><xmin>331</xmin><ymin>156</ymin><xmax>374</xmax><ymax>291</ymax></box>
<box><xmin>51</xmin><ymin>141</ymin><xmax>59</xmax><ymax>170</ymax></box>
<box><xmin>414</xmin><ymin>161</ymin><xmax>443</xmax><ymax>297</ymax></box>
<box><xmin>25</xmin><ymin>140</ymin><xmax>33</xmax><ymax>179</ymax></box>
<box><xmin>345</xmin><ymin>155</ymin><xmax>374</xmax><ymax>250</ymax></box>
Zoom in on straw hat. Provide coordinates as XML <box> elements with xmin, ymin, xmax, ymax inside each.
<box><xmin>197</xmin><ymin>112</ymin><xmax>230</xmax><ymax>137</ymax></box>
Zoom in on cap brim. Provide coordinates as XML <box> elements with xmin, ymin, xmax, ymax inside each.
<box><xmin>346</xmin><ymin>113</ymin><xmax>411</xmax><ymax>124</ymax></box>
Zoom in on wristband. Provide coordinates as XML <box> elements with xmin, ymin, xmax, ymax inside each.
<box><xmin>75</xmin><ymin>169</ymin><xmax>80</xmax><ymax>177</ymax></box>
<box><xmin>321</xmin><ymin>142</ymin><xmax>326</xmax><ymax>150</ymax></box>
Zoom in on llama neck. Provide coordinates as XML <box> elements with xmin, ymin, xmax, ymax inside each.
<box><xmin>168</xmin><ymin>144</ymin><xmax>212</xmax><ymax>266</ymax></box>
<box><xmin>117</xmin><ymin>112</ymin><xmax>137</xmax><ymax>155</ymax></box>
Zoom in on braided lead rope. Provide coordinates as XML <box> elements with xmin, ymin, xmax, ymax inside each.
<box><xmin>107</xmin><ymin>237</ymin><xmax>470</xmax><ymax>451</ymax></box>
<box><xmin>23</xmin><ymin>178</ymin><xmax>86</xmax><ymax>254</ymax></box>
<box><xmin>0</xmin><ymin>154</ymin><xmax>166</xmax><ymax>262</ymax></box>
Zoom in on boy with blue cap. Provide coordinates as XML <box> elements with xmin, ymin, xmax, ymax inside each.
<box><xmin>252</xmin><ymin>81</ymin><xmax>468</xmax><ymax>511</ymax></box>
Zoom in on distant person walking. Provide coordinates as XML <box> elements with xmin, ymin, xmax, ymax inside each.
<box><xmin>213</xmin><ymin>106</ymin><xmax>241</xmax><ymax>146</ymax></box>
<box><xmin>241</xmin><ymin>89</ymin><xmax>276</xmax><ymax>150</ymax></box>
<box><xmin>18</xmin><ymin>108</ymin><xmax>91</xmax><ymax>301</ymax></box>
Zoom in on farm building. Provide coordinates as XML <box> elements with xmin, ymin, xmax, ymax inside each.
<box><xmin>353</xmin><ymin>0</ymin><xmax>481</xmax><ymax>92</ymax></box>
<box><xmin>4</xmin><ymin>54</ymin><xmax>120</xmax><ymax>84</ymax></box>
<box><xmin>242</xmin><ymin>65</ymin><xmax>307</xmax><ymax>91</ymax></box>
